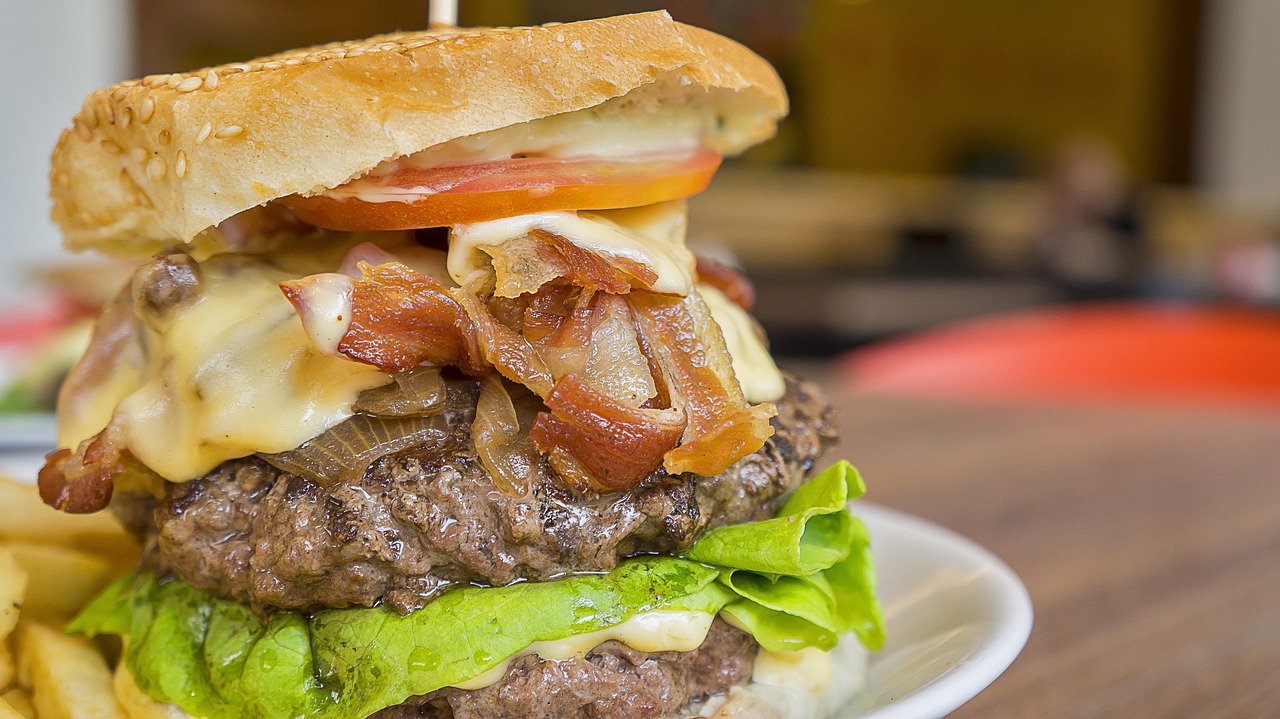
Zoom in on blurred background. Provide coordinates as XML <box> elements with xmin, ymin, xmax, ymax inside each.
<box><xmin>2</xmin><ymin>0</ymin><xmax>1279</xmax><ymax>373</ymax></box>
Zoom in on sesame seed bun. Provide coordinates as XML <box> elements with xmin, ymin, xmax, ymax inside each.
<box><xmin>49</xmin><ymin>11</ymin><xmax>787</xmax><ymax>255</ymax></box>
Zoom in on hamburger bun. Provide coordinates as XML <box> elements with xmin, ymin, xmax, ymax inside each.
<box><xmin>50</xmin><ymin>11</ymin><xmax>786</xmax><ymax>253</ymax></box>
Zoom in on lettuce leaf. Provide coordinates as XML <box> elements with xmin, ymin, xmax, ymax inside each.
<box><xmin>71</xmin><ymin>461</ymin><xmax>884</xmax><ymax>719</ymax></box>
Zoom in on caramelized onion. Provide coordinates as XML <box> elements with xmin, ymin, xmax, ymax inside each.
<box><xmin>530</xmin><ymin>374</ymin><xmax>684</xmax><ymax>492</ymax></box>
<box><xmin>472</xmin><ymin>375</ymin><xmax>543</xmax><ymax>496</ymax></box>
<box><xmin>694</xmin><ymin>255</ymin><xmax>755</xmax><ymax>311</ymax></box>
<box><xmin>452</xmin><ymin>286</ymin><xmax>555</xmax><ymax>397</ymax></box>
<box><xmin>260</xmin><ymin>413</ymin><xmax>453</xmax><ymax>486</ymax></box>
<box><xmin>352</xmin><ymin>367</ymin><xmax>479</xmax><ymax>417</ymax></box>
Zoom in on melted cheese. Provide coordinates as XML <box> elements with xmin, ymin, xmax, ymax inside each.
<box><xmin>751</xmin><ymin>646</ymin><xmax>834</xmax><ymax>696</ymax></box>
<box><xmin>453</xmin><ymin>610</ymin><xmax>715</xmax><ymax>691</ymax></box>
<box><xmin>59</xmin><ymin>255</ymin><xmax>389</xmax><ymax>482</ymax></box>
<box><xmin>448</xmin><ymin>201</ymin><xmax>695</xmax><ymax>295</ymax></box>
<box><xmin>699</xmin><ymin>284</ymin><xmax>785</xmax><ymax>403</ymax></box>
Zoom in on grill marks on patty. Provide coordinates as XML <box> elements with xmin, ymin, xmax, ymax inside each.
<box><xmin>119</xmin><ymin>375</ymin><xmax>836</xmax><ymax>613</ymax></box>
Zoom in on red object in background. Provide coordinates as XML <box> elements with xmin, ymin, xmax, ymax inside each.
<box><xmin>840</xmin><ymin>303</ymin><xmax>1280</xmax><ymax>408</ymax></box>
<box><xmin>0</xmin><ymin>295</ymin><xmax>90</xmax><ymax>355</ymax></box>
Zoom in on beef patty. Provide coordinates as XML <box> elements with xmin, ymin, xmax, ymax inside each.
<box><xmin>372</xmin><ymin>618</ymin><xmax>756</xmax><ymax>719</ymax></box>
<box><xmin>116</xmin><ymin>375</ymin><xmax>836</xmax><ymax>612</ymax></box>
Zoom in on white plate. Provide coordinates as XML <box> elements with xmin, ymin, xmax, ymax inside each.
<box><xmin>840</xmin><ymin>504</ymin><xmax>1033</xmax><ymax>719</ymax></box>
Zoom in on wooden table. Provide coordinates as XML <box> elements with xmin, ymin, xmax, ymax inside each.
<box><xmin>816</xmin><ymin>379</ymin><xmax>1280</xmax><ymax>718</ymax></box>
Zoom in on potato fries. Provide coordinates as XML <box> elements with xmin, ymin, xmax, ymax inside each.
<box><xmin>0</xmin><ymin>550</ymin><xmax>27</xmax><ymax>639</ymax></box>
<box><xmin>0</xmin><ymin>476</ymin><xmax>143</xmax><ymax>719</ymax></box>
<box><xmin>1</xmin><ymin>696</ymin><xmax>29</xmax><ymax>719</ymax></box>
<box><xmin>19</xmin><ymin>622</ymin><xmax>125</xmax><ymax>719</ymax></box>
<box><xmin>1</xmin><ymin>690</ymin><xmax>34</xmax><ymax>719</ymax></box>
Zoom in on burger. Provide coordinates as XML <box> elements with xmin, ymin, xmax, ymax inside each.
<box><xmin>40</xmin><ymin>11</ymin><xmax>883</xmax><ymax>719</ymax></box>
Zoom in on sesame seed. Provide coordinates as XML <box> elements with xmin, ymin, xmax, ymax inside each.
<box><xmin>176</xmin><ymin>76</ymin><xmax>203</xmax><ymax>92</ymax></box>
<box><xmin>203</xmin><ymin>70</ymin><xmax>219</xmax><ymax>89</ymax></box>
<box><xmin>175</xmin><ymin>150</ymin><xmax>188</xmax><ymax>178</ymax></box>
<box><xmin>144</xmin><ymin>75</ymin><xmax>168</xmax><ymax>88</ymax></box>
<box><xmin>130</xmin><ymin>147</ymin><xmax>147</xmax><ymax>163</ymax></box>
<box><xmin>139</xmin><ymin>97</ymin><xmax>155</xmax><ymax>123</ymax></box>
<box><xmin>158</xmin><ymin>129</ymin><xmax>171</xmax><ymax>146</ymax></box>
<box><xmin>120</xmin><ymin>107</ymin><xmax>132</xmax><ymax>129</ymax></box>
<box><xmin>214</xmin><ymin>125</ymin><xmax>243</xmax><ymax>139</ymax></box>
<box><xmin>100</xmin><ymin>139</ymin><xmax>122</xmax><ymax>154</ymax></box>
<box><xmin>196</xmin><ymin>122</ymin><xmax>213</xmax><ymax>144</ymax></box>
<box><xmin>147</xmin><ymin>157</ymin><xmax>166</xmax><ymax>180</ymax></box>
<box><xmin>101</xmin><ymin>103</ymin><xmax>116</xmax><ymax>125</ymax></box>
<box><xmin>73</xmin><ymin>119</ymin><xmax>92</xmax><ymax>142</ymax></box>
<box><xmin>166</xmin><ymin>74</ymin><xmax>183</xmax><ymax>87</ymax></box>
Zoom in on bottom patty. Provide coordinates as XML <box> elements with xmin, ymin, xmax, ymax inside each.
<box><xmin>120</xmin><ymin>374</ymin><xmax>836</xmax><ymax>612</ymax></box>
<box><xmin>372</xmin><ymin>618</ymin><xmax>756</xmax><ymax>719</ymax></box>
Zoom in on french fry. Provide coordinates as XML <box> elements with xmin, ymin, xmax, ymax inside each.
<box><xmin>0</xmin><ymin>549</ymin><xmax>27</xmax><ymax>640</ymax></box>
<box><xmin>7</xmin><ymin>544</ymin><xmax>113</xmax><ymax>621</ymax></box>
<box><xmin>114</xmin><ymin>664</ymin><xmax>189</xmax><ymax>719</ymax></box>
<box><xmin>0</xmin><ymin>696</ymin><xmax>27</xmax><ymax>719</ymax></box>
<box><xmin>0</xmin><ymin>690</ymin><xmax>34</xmax><ymax>719</ymax></box>
<box><xmin>0</xmin><ymin>479</ymin><xmax>138</xmax><ymax>572</ymax></box>
<box><xmin>19</xmin><ymin>621</ymin><xmax>127</xmax><ymax>719</ymax></box>
<box><xmin>0</xmin><ymin>642</ymin><xmax>12</xmax><ymax>690</ymax></box>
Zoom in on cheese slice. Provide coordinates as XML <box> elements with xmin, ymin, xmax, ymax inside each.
<box><xmin>699</xmin><ymin>284</ymin><xmax>785</xmax><ymax>403</ymax></box>
<box><xmin>449</xmin><ymin>200</ymin><xmax>695</xmax><ymax>296</ymax></box>
<box><xmin>58</xmin><ymin>255</ymin><xmax>389</xmax><ymax>482</ymax></box>
<box><xmin>452</xmin><ymin>610</ymin><xmax>716</xmax><ymax>690</ymax></box>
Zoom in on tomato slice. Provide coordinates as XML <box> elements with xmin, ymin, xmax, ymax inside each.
<box><xmin>283</xmin><ymin>149</ymin><xmax>722</xmax><ymax>231</ymax></box>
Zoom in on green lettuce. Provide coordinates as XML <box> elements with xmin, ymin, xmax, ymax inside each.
<box><xmin>70</xmin><ymin>461</ymin><xmax>883</xmax><ymax>719</ymax></box>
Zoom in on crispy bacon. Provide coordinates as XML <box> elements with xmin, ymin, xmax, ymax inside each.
<box><xmin>283</xmin><ymin>261</ymin><xmax>486</xmax><ymax>375</ymax></box>
<box><xmin>695</xmin><ymin>256</ymin><xmax>755</xmax><ymax>311</ymax></box>
<box><xmin>530</xmin><ymin>229</ymin><xmax>657</xmax><ymax>293</ymax></box>
<box><xmin>38</xmin><ymin>428</ymin><xmax>158</xmax><ymax>513</ymax></box>
<box><xmin>530</xmin><ymin>374</ymin><xmax>685</xmax><ymax>492</ymax></box>
<box><xmin>628</xmin><ymin>290</ymin><xmax>776</xmax><ymax>477</ymax></box>
<box><xmin>483</xmin><ymin>229</ymin><xmax>658</xmax><ymax>298</ymax></box>
<box><xmin>452</xmin><ymin>286</ymin><xmax>556</xmax><ymax>396</ymax></box>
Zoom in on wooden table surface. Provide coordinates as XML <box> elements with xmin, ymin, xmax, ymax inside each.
<box><xmin>812</xmin><ymin>374</ymin><xmax>1280</xmax><ymax>718</ymax></box>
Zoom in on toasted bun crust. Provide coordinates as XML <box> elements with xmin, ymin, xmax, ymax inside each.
<box><xmin>51</xmin><ymin>11</ymin><xmax>787</xmax><ymax>255</ymax></box>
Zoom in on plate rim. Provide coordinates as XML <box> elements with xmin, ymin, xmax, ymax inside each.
<box><xmin>848</xmin><ymin>502</ymin><xmax>1034</xmax><ymax>719</ymax></box>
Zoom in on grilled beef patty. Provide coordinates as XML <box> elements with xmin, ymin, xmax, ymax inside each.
<box><xmin>116</xmin><ymin>375</ymin><xmax>836</xmax><ymax>612</ymax></box>
<box><xmin>371</xmin><ymin>618</ymin><xmax>756</xmax><ymax>719</ymax></box>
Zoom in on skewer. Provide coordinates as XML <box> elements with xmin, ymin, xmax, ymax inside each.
<box><xmin>429</xmin><ymin>0</ymin><xmax>458</xmax><ymax>28</ymax></box>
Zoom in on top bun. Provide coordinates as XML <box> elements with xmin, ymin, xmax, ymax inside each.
<box><xmin>50</xmin><ymin>11</ymin><xmax>787</xmax><ymax>255</ymax></box>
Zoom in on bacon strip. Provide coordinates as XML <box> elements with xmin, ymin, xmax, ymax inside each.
<box><xmin>452</xmin><ymin>286</ymin><xmax>555</xmax><ymax>397</ymax></box>
<box><xmin>628</xmin><ymin>290</ymin><xmax>776</xmax><ymax>477</ymax></box>
<box><xmin>282</xmin><ymin>261</ymin><xmax>486</xmax><ymax>375</ymax></box>
<box><xmin>530</xmin><ymin>374</ymin><xmax>684</xmax><ymax>492</ymax></box>
<box><xmin>38</xmin><ymin>427</ymin><xmax>158</xmax><ymax>513</ymax></box>
<box><xmin>530</xmin><ymin>229</ymin><xmax>657</xmax><ymax>293</ymax></box>
<box><xmin>483</xmin><ymin>229</ymin><xmax>658</xmax><ymax>299</ymax></box>
<box><xmin>695</xmin><ymin>256</ymin><xmax>756</xmax><ymax>311</ymax></box>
